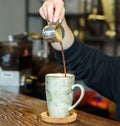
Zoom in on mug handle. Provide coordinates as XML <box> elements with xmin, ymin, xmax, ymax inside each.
<box><xmin>68</xmin><ymin>84</ymin><xmax>85</xmax><ymax>111</ymax></box>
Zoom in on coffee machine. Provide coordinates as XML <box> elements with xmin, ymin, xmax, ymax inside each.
<box><xmin>0</xmin><ymin>33</ymin><xmax>33</xmax><ymax>93</ymax></box>
<box><xmin>88</xmin><ymin>0</ymin><xmax>120</xmax><ymax>38</ymax></box>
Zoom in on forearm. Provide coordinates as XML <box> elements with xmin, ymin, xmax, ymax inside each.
<box><xmin>51</xmin><ymin>19</ymin><xmax>74</xmax><ymax>50</ymax></box>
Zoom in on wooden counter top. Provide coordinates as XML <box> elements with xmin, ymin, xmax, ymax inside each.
<box><xmin>0</xmin><ymin>89</ymin><xmax>119</xmax><ymax>126</ymax></box>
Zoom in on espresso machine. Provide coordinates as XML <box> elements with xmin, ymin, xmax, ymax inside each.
<box><xmin>0</xmin><ymin>33</ymin><xmax>50</xmax><ymax>99</ymax></box>
<box><xmin>88</xmin><ymin>0</ymin><xmax>120</xmax><ymax>38</ymax></box>
<box><xmin>0</xmin><ymin>33</ymin><xmax>33</xmax><ymax>93</ymax></box>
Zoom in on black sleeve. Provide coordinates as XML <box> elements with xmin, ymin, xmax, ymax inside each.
<box><xmin>53</xmin><ymin>39</ymin><xmax>120</xmax><ymax>102</ymax></box>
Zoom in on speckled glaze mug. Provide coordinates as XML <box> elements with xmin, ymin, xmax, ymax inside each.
<box><xmin>45</xmin><ymin>73</ymin><xmax>85</xmax><ymax>118</ymax></box>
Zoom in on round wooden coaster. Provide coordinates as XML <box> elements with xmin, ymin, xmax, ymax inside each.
<box><xmin>41</xmin><ymin>111</ymin><xmax>77</xmax><ymax>124</ymax></box>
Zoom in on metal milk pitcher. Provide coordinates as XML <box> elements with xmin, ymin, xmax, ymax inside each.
<box><xmin>42</xmin><ymin>22</ymin><xmax>64</xmax><ymax>43</ymax></box>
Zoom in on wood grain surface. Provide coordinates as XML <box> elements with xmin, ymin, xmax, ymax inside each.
<box><xmin>0</xmin><ymin>89</ymin><xmax>119</xmax><ymax>126</ymax></box>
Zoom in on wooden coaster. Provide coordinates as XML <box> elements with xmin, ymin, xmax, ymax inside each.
<box><xmin>41</xmin><ymin>111</ymin><xmax>77</xmax><ymax>124</ymax></box>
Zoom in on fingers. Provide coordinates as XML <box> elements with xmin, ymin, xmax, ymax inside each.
<box><xmin>58</xmin><ymin>7</ymin><xmax>65</xmax><ymax>24</ymax></box>
<box><xmin>39</xmin><ymin>0</ymin><xmax>65</xmax><ymax>23</ymax></box>
<box><xmin>39</xmin><ymin>1</ymin><xmax>54</xmax><ymax>22</ymax></box>
<box><xmin>53</xmin><ymin>0</ymin><xmax>64</xmax><ymax>22</ymax></box>
<box><xmin>46</xmin><ymin>3</ymin><xmax>54</xmax><ymax>22</ymax></box>
<box><xmin>39</xmin><ymin>1</ymin><xmax>48</xmax><ymax>20</ymax></box>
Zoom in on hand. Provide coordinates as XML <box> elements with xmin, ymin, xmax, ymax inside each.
<box><xmin>39</xmin><ymin>0</ymin><xmax>65</xmax><ymax>23</ymax></box>
<box><xmin>39</xmin><ymin>0</ymin><xmax>74</xmax><ymax>50</ymax></box>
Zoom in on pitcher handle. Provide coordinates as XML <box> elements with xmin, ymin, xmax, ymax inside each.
<box><xmin>68</xmin><ymin>84</ymin><xmax>85</xmax><ymax>111</ymax></box>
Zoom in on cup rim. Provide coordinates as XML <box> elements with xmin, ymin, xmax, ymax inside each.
<box><xmin>46</xmin><ymin>73</ymin><xmax>74</xmax><ymax>77</ymax></box>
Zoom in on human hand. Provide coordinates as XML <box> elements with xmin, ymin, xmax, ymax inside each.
<box><xmin>39</xmin><ymin>0</ymin><xmax>65</xmax><ymax>23</ymax></box>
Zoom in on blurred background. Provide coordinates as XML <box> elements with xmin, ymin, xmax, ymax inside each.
<box><xmin>0</xmin><ymin>0</ymin><xmax>119</xmax><ymax>121</ymax></box>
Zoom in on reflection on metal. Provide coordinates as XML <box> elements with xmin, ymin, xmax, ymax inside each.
<box><xmin>88</xmin><ymin>0</ymin><xmax>118</xmax><ymax>38</ymax></box>
<box><xmin>73</xmin><ymin>18</ymin><xmax>86</xmax><ymax>40</ymax></box>
<box><xmin>101</xmin><ymin>0</ymin><xmax>115</xmax><ymax>38</ymax></box>
<box><xmin>28</xmin><ymin>33</ymin><xmax>42</xmax><ymax>39</ymax></box>
<box><xmin>88</xmin><ymin>8</ymin><xmax>105</xmax><ymax>20</ymax></box>
<box><xmin>78</xmin><ymin>18</ymin><xmax>86</xmax><ymax>40</ymax></box>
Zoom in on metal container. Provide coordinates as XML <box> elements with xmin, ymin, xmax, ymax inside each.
<box><xmin>42</xmin><ymin>22</ymin><xmax>64</xmax><ymax>43</ymax></box>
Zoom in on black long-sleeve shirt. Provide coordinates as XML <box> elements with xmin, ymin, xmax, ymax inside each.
<box><xmin>54</xmin><ymin>39</ymin><xmax>120</xmax><ymax>121</ymax></box>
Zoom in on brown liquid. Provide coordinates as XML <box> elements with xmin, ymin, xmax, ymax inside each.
<box><xmin>59</xmin><ymin>41</ymin><xmax>67</xmax><ymax>77</ymax></box>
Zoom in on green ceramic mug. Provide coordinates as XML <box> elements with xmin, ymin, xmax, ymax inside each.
<box><xmin>45</xmin><ymin>73</ymin><xmax>85</xmax><ymax>118</ymax></box>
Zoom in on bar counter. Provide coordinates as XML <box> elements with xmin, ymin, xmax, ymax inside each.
<box><xmin>0</xmin><ymin>89</ymin><xmax>120</xmax><ymax>126</ymax></box>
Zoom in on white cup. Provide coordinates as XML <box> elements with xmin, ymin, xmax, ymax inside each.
<box><xmin>45</xmin><ymin>73</ymin><xmax>85</xmax><ymax>118</ymax></box>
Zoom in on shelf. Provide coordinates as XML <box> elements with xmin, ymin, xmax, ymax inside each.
<box><xmin>27</xmin><ymin>12</ymin><xmax>89</xmax><ymax>18</ymax></box>
<box><xmin>27</xmin><ymin>13</ymin><xmax>40</xmax><ymax>17</ymax></box>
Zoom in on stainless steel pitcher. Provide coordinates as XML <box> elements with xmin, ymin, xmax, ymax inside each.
<box><xmin>42</xmin><ymin>22</ymin><xmax>64</xmax><ymax>43</ymax></box>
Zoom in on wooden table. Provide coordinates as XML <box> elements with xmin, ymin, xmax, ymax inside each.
<box><xmin>0</xmin><ymin>90</ymin><xmax>120</xmax><ymax>126</ymax></box>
